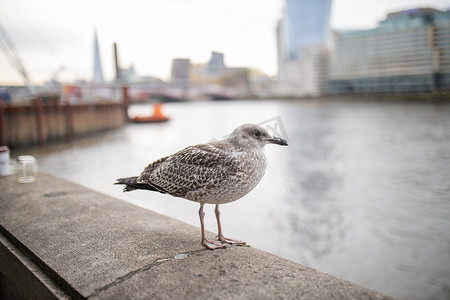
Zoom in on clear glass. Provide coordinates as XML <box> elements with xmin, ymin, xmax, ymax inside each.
<box><xmin>0</xmin><ymin>146</ymin><xmax>10</xmax><ymax>176</ymax></box>
<box><xmin>16</xmin><ymin>155</ymin><xmax>37</xmax><ymax>183</ymax></box>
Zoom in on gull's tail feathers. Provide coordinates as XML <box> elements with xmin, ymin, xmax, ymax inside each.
<box><xmin>115</xmin><ymin>176</ymin><xmax>162</xmax><ymax>193</ymax></box>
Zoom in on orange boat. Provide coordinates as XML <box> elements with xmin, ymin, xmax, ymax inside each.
<box><xmin>132</xmin><ymin>103</ymin><xmax>170</xmax><ymax>123</ymax></box>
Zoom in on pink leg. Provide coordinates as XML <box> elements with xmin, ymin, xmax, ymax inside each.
<box><xmin>199</xmin><ymin>203</ymin><xmax>225</xmax><ymax>250</ymax></box>
<box><xmin>215</xmin><ymin>204</ymin><xmax>246</xmax><ymax>245</ymax></box>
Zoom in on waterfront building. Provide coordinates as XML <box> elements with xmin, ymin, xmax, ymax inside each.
<box><xmin>328</xmin><ymin>8</ymin><xmax>450</xmax><ymax>94</ymax></box>
<box><xmin>435</xmin><ymin>9</ymin><xmax>450</xmax><ymax>90</ymax></box>
<box><xmin>276</xmin><ymin>0</ymin><xmax>332</xmax><ymax>97</ymax></box>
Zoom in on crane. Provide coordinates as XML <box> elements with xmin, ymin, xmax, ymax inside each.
<box><xmin>0</xmin><ymin>20</ymin><xmax>34</xmax><ymax>91</ymax></box>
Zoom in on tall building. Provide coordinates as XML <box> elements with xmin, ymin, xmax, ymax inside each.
<box><xmin>328</xmin><ymin>8</ymin><xmax>450</xmax><ymax>94</ymax></box>
<box><xmin>282</xmin><ymin>0</ymin><xmax>332</xmax><ymax>60</ymax></box>
<box><xmin>208</xmin><ymin>51</ymin><xmax>226</xmax><ymax>74</ymax></box>
<box><xmin>171</xmin><ymin>58</ymin><xmax>191</xmax><ymax>87</ymax></box>
<box><xmin>436</xmin><ymin>10</ymin><xmax>450</xmax><ymax>90</ymax></box>
<box><xmin>276</xmin><ymin>0</ymin><xmax>332</xmax><ymax>97</ymax></box>
<box><xmin>93</xmin><ymin>30</ymin><xmax>104</xmax><ymax>83</ymax></box>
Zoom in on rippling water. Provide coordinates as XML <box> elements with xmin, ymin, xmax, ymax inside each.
<box><xmin>31</xmin><ymin>100</ymin><xmax>450</xmax><ymax>299</ymax></box>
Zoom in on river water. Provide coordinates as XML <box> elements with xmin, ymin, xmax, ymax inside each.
<box><xmin>31</xmin><ymin>99</ymin><xmax>450</xmax><ymax>299</ymax></box>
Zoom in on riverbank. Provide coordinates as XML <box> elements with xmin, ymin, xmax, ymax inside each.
<box><xmin>0</xmin><ymin>172</ymin><xmax>392</xmax><ymax>299</ymax></box>
<box><xmin>254</xmin><ymin>92</ymin><xmax>450</xmax><ymax>102</ymax></box>
<box><xmin>2</xmin><ymin>92</ymin><xmax>449</xmax><ymax>150</ymax></box>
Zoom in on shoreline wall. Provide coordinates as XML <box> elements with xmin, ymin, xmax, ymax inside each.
<box><xmin>0</xmin><ymin>100</ymin><xmax>126</xmax><ymax>149</ymax></box>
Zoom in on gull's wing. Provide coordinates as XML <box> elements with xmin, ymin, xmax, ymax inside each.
<box><xmin>137</xmin><ymin>142</ymin><xmax>236</xmax><ymax>198</ymax></box>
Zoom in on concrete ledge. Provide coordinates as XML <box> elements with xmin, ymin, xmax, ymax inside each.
<box><xmin>0</xmin><ymin>173</ymin><xmax>393</xmax><ymax>299</ymax></box>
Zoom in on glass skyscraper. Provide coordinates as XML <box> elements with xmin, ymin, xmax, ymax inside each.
<box><xmin>282</xmin><ymin>0</ymin><xmax>332</xmax><ymax>60</ymax></box>
<box><xmin>276</xmin><ymin>0</ymin><xmax>332</xmax><ymax>96</ymax></box>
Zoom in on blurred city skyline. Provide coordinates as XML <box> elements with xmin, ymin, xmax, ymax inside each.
<box><xmin>1</xmin><ymin>0</ymin><xmax>450</xmax><ymax>85</ymax></box>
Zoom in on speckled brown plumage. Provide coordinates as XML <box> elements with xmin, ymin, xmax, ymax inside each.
<box><xmin>115</xmin><ymin>123</ymin><xmax>288</xmax><ymax>249</ymax></box>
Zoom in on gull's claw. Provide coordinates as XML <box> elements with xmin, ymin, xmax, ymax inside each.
<box><xmin>217</xmin><ymin>234</ymin><xmax>246</xmax><ymax>245</ymax></box>
<box><xmin>203</xmin><ymin>238</ymin><xmax>226</xmax><ymax>250</ymax></box>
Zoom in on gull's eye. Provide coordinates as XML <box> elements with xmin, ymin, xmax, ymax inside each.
<box><xmin>254</xmin><ymin>130</ymin><xmax>261</xmax><ymax>137</ymax></box>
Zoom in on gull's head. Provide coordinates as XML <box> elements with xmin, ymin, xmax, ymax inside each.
<box><xmin>228</xmin><ymin>124</ymin><xmax>288</xmax><ymax>150</ymax></box>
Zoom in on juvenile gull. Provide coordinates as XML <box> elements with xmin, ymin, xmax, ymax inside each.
<box><xmin>115</xmin><ymin>124</ymin><xmax>288</xmax><ymax>249</ymax></box>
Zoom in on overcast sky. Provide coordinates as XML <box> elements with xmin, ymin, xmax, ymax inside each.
<box><xmin>1</xmin><ymin>0</ymin><xmax>449</xmax><ymax>85</ymax></box>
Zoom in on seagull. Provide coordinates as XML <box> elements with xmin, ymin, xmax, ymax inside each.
<box><xmin>115</xmin><ymin>124</ymin><xmax>288</xmax><ymax>249</ymax></box>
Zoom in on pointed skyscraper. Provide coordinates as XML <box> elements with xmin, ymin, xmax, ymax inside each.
<box><xmin>93</xmin><ymin>29</ymin><xmax>104</xmax><ymax>83</ymax></box>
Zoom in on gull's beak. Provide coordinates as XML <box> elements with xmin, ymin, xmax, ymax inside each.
<box><xmin>265</xmin><ymin>136</ymin><xmax>288</xmax><ymax>146</ymax></box>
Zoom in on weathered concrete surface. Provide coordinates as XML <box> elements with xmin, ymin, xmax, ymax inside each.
<box><xmin>0</xmin><ymin>232</ymin><xmax>69</xmax><ymax>299</ymax></box>
<box><xmin>0</xmin><ymin>173</ymin><xmax>393</xmax><ymax>299</ymax></box>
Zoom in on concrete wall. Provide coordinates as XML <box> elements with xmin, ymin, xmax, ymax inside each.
<box><xmin>0</xmin><ymin>172</ymin><xmax>393</xmax><ymax>299</ymax></box>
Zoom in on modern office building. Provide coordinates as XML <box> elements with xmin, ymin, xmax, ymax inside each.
<box><xmin>276</xmin><ymin>0</ymin><xmax>332</xmax><ymax>96</ymax></box>
<box><xmin>328</xmin><ymin>8</ymin><xmax>450</xmax><ymax>94</ymax></box>
<box><xmin>281</xmin><ymin>0</ymin><xmax>332</xmax><ymax>60</ymax></box>
<box><xmin>435</xmin><ymin>9</ymin><xmax>450</xmax><ymax>90</ymax></box>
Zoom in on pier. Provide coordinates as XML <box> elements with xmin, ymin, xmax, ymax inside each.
<box><xmin>0</xmin><ymin>172</ymin><xmax>392</xmax><ymax>299</ymax></box>
<box><xmin>0</xmin><ymin>93</ymin><xmax>127</xmax><ymax>149</ymax></box>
